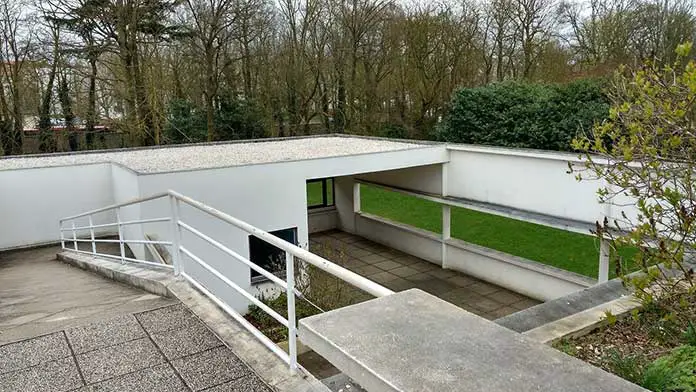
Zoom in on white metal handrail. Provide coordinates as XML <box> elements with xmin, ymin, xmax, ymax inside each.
<box><xmin>59</xmin><ymin>190</ymin><xmax>394</xmax><ymax>372</ymax></box>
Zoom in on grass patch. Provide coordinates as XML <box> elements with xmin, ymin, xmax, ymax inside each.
<box><xmin>306</xmin><ymin>182</ymin><xmax>635</xmax><ymax>278</ymax></box>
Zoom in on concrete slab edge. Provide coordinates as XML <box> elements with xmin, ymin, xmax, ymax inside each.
<box><xmin>57</xmin><ymin>251</ymin><xmax>329</xmax><ymax>392</ymax></box>
<box><xmin>523</xmin><ymin>294</ymin><xmax>641</xmax><ymax>344</ymax></box>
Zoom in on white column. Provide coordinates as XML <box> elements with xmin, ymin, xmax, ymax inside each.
<box><xmin>353</xmin><ymin>181</ymin><xmax>361</xmax><ymax>213</ymax></box>
<box><xmin>441</xmin><ymin>161</ymin><xmax>450</xmax><ymax>268</ymax></box>
<box><xmin>442</xmin><ymin>205</ymin><xmax>451</xmax><ymax>268</ymax></box>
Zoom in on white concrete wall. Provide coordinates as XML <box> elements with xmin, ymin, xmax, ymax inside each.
<box><xmin>354</xmin><ymin>213</ymin><xmax>593</xmax><ymax>301</ymax></box>
<box><xmin>356</xmin><ymin>164</ymin><xmax>443</xmax><ymax>194</ymax></box>
<box><xmin>446</xmin><ymin>146</ymin><xmax>624</xmax><ymax>225</ymax></box>
<box><xmin>0</xmin><ymin>164</ymin><xmax>115</xmax><ymax>250</ymax></box>
<box><xmin>111</xmin><ymin>164</ymin><xmax>145</xmax><ymax>259</ymax></box>
<box><xmin>308</xmin><ymin>207</ymin><xmax>338</xmax><ymax>234</ymax></box>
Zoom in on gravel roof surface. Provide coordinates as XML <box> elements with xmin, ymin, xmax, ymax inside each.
<box><xmin>0</xmin><ymin>136</ymin><xmax>427</xmax><ymax>173</ymax></box>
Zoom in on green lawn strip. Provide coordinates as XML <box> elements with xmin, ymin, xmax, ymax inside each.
<box><xmin>359</xmin><ymin>185</ymin><xmax>633</xmax><ymax>278</ymax></box>
<box><xmin>306</xmin><ymin>182</ymin><xmax>633</xmax><ymax>278</ymax></box>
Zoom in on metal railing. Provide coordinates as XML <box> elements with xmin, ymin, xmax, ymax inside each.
<box><xmin>59</xmin><ymin>190</ymin><xmax>394</xmax><ymax>372</ymax></box>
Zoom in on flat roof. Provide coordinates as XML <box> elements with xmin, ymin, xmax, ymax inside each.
<box><xmin>0</xmin><ymin>135</ymin><xmax>430</xmax><ymax>174</ymax></box>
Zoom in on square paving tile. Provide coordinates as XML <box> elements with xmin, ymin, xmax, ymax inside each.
<box><xmin>76</xmin><ymin>337</ymin><xmax>165</xmax><ymax>384</ymax></box>
<box><xmin>66</xmin><ymin>314</ymin><xmax>146</xmax><ymax>354</ymax></box>
<box><xmin>390</xmin><ymin>255</ymin><xmax>421</xmax><ymax>266</ymax></box>
<box><xmin>354</xmin><ymin>265</ymin><xmax>381</xmax><ymax>276</ymax></box>
<box><xmin>489</xmin><ymin>290</ymin><xmax>529</xmax><ymax>306</ymax></box>
<box><xmin>468</xmin><ymin>295</ymin><xmax>505</xmax><ymax>313</ymax></box>
<box><xmin>469</xmin><ymin>281</ymin><xmax>502</xmax><ymax>296</ymax></box>
<box><xmin>172</xmin><ymin>346</ymin><xmax>251</xmax><ymax>391</ymax></box>
<box><xmin>0</xmin><ymin>357</ymin><xmax>83</xmax><ymax>392</ymax></box>
<box><xmin>88</xmin><ymin>364</ymin><xmax>187</xmax><ymax>392</ymax></box>
<box><xmin>409</xmin><ymin>261</ymin><xmax>439</xmax><ymax>272</ymax></box>
<box><xmin>413</xmin><ymin>279</ymin><xmax>457</xmax><ymax>296</ymax></box>
<box><xmin>136</xmin><ymin>304</ymin><xmax>200</xmax><ymax>334</ymax></box>
<box><xmin>367</xmin><ymin>271</ymin><xmax>400</xmax><ymax>284</ymax></box>
<box><xmin>389</xmin><ymin>266</ymin><xmax>420</xmax><ymax>278</ymax></box>
<box><xmin>446</xmin><ymin>275</ymin><xmax>479</xmax><ymax>287</ymax></box>
<box><xmin>427</xmin><ymin>269</ymin><xmax>458</xmax><ymax>279</ymax></box>
<box><xmin>404</xmin><ymin>273</ymin><xmax>434</xmax><ymax>282</ymax></box>
<box><xmin>150</xmin><ymin>320</ymin><xmax>222</xmax><ymax>360</ymax></box>
<box><xmin>383</xmin><ymin>278</ymin><xmax>415</xmax><ymax>292</ymax></box>
<box><xmin>372</xmin><ymin>260</ymin><xmax>402</xmax><ymax>271</ymax></box>
<box><xmin>0</xmin><ymin>332</ymin><xmax>71</xmax><ymax>374</ymax></box>
<box><xmin>361</xmin><ymin>254</ymin><xmax>389</xmax><ymax>264</ymax></box>
<box><xmin>487</xmin><ymin>306</ymin><xmax>519</xmax><ymax>320</ymax></box>
<box><xmin>202</xmin><ymin>375</ymin><xmax>272</xmax><ymax>392</ymax></box>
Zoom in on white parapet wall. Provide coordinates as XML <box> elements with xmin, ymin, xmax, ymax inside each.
<box><xmin>354</xmin><ymin>213</ymin><xmax>594</xmax><ymax>301</ymax></box>
<box><xmin>0</xmin><ymin>163</ymin><xmax>116</xmax><ymax>250</ymax></box>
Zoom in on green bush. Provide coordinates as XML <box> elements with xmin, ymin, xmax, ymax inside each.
<box><xmin>437</xmin><ymin>78</ymin><xmax>610</xmax><ymax>151</ymax></box>
<box><xmin>642</xmin><ymin>345</ymin><xmax>696</xmax><ymax>392</ymax></box>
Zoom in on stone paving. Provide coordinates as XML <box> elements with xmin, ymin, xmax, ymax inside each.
<box><xmin>310</xmin><ymin>231</ymin><xmax>540</xmax><ymax>320</ymax></box>
<box><xmin>0</xmin><ymin>304</ymin><xmax>273</xmax><ymax>392</ymax></box>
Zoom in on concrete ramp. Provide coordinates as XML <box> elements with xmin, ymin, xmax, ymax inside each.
<box><xmin>299</xmin><ymin>289</ymin><xmax>647</xmax><ymax>392</ymax></box>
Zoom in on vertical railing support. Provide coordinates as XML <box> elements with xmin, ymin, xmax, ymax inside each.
<box><xmin>170</xmin><ymin>195</ymin><xmax>183</xmax><ymax>275</ymax></box>
<box><xmin>88</xmin><ymin>215</ymin><xmax>96</xmax><ymax>254</ymax></box>
<box><xmin>60</xmin><ymin>221</ymin><xmax>65</xmax><ymax>250</ymax></box>
<box><xmin>285</xmin><ymin>251</ymin><xmax>298</xmax><ymax>372</ymax></box>
<box><xmin>116</xmin><ymin>209</ymin><xmax>126</xmax><ymax>264</ymax></box>
<box><xmin>72</xmin><ymin>221</ymin><xmax>78</xmax><ymax>251</ymax></box>
<box><xmin>598</xmin><ymin>238</ymin><xmax>610</xmax><ymax>283</ymax></box>
<box><xmin>442</xmin><ymin>205</ymin><xmax>451</xmax><ymax>268</ymax></box>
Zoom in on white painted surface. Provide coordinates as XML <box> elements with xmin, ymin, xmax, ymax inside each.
<box><xmin>356</xmin><ymin>164</ymin><xmax>443</xmax><ymax>194</ymax></box>
<box><xmin>111</xmin><ymin>164</ymin><xmax>145</xmax><ymax>259</ymax></box>
<box><xmin>308</xmin><ymin>208</ymin><xmax>338</xmax><ymax>234</ymax></box>
<box><xmin>354</xmin><ymin>213</ymin><xmax>592</xmax><ymax>301</ymax></box>
<box><xmin>0</xmin><ymin>164</ymin><xmax>114</xmax><ymax>249</ymax></box>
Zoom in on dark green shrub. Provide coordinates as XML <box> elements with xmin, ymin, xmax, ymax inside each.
<box><xmin>437</xmin><ymin>78</ymin><xmax>610</xmax><ymax>151</ymax></box>
<box><xmin>642</xmin><ymin>345</ymin><xmax>696</xmax><ymax>392</ymax></box>
<box><xmin>163</xmin><ymin>99</ymin><xmax>207</xmax><ymax>144</ymax></box>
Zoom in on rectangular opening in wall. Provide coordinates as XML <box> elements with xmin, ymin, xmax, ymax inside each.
<box><xmin>307</xmin><ymin>178</ymin><xmax>334</xmax><ymax>209</ymax></box>
<box><xmin>249</xmin><ymin>227</ymin><xmax>298</xmax><ymax>284</ymax></box>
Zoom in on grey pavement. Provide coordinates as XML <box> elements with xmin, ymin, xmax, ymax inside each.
<box><xmin>0</xmin><ymin>245</ymin><xmax>171</xmax><ymax>344</ymax></box>
<box><xmin>0</xmin><ymin>304</ymin><xmax>273</xmax><ymax>392</ymax></box>
<box><xmin>310</xmin><ymin>231</ymin><xmax>540</xmax><ymax>319</ymax></box>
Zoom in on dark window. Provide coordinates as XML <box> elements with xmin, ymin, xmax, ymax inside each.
<box><xmin>307</xmin><ymin>178</ymin><xmax>334</xmax><ymax>209</ymax></box>
<box><xmin>249</xmin><ymin>227</ymin><xmax>297</xmax><ymax>283</ymax></box>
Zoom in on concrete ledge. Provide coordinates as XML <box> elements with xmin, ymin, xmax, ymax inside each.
<box><xmin>57</xmin><ymin>251</ymin><xmax>329</xmax><ymax>392</ymax></box>
<box><xmin>299</xmin><ymin>289</ymin><xmax>647</xmax><ymax>392</ymax></box>
<box><xmin>523</xmin><ymin>295</ymin><xmax>641</xmax><ymax>344</ymax></box>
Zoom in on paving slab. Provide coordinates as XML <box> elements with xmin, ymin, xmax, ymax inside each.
<box><xmin>65</xmin><ymin>314</ymin><xmax>146</xmax><ymax>354</ymax></box>
<box><xmin>202</xmin><ymin>375</ymin><xmax>273</xmax><ymax>392</ymax></box>
<box><xmin>76</xmin><ymin>337</ymin><xmax>165</xmax><ymax>383</ymax></box>
<box><xmin>150</xmin><ymin>319</ymin><xmax>223</xmax><ymax>360</ymax></box>
<box><xmin>0</xmin><ymin>357</ymin><xmax>83</xmax><ymax>392</ymax></box>
<box><xmin>87</xmin><ymin>364</ymin><xmax>188</xmax><ymax>392</ymax></box>
<box><xmin>0</xmin><ymin>332</ymin><xmax>71</xmax><ymax>374</ymax></box>
<box><xmin>299</xmin><ymin>289</ymin><xmax>648</xmax><ymax>392</ymax></box>
<box><xmin>172</xmin><ymin>346</ymin><xmax>251</xmax><ymax>391</ymax></box>
<box><xmin>136</xmin><ymin>304</ymin><xmax>200</xmax><ymax>335</ymax></box>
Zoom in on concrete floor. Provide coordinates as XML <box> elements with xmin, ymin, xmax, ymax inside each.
<box><xmin>310</xmin><ymin>231</ymin><xmax>540</xmax><ymax>320</ymax></box>
<box><xmin>0</xmin><ymin>245</ymin><xmax>172</xmax><ymax>344</ymax></box>
<box><xmin>0</xmin><ymin>246</ymin><xmax>273</xmax><ymax>391</ymax></box>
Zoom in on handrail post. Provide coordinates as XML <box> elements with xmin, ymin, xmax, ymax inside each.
<box><xmin>88</xmin><ymin>215</ymin><xmax>96</xmax><ymax>254</ymax></box>
<box><xmin>285</xmin><ymin>251</ymin><xmax>298</xmax><ymax>372</ymax></box>
<box><xmin>116</xmin><ymin>209</ymin><xmax>126</xmax><ymax>264</ymax></box>
<box><xmin>59</xmin><ymin>221</ymin><xmax>65</xmax><ymax>249</ymax></box>
<box><xmin>72</xmin><ymin>221</ymin><xmax>78</xmax><ymax>251</ymax></box>
<box><xmin>598</xmin><ymin>237</ymin><xmax>610</xmax><ymax>283</ymax></box>
<box><xmin>170</xmin><ymin>195</ymin><xmax>183</xmax><ymax>276</ymax></box>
